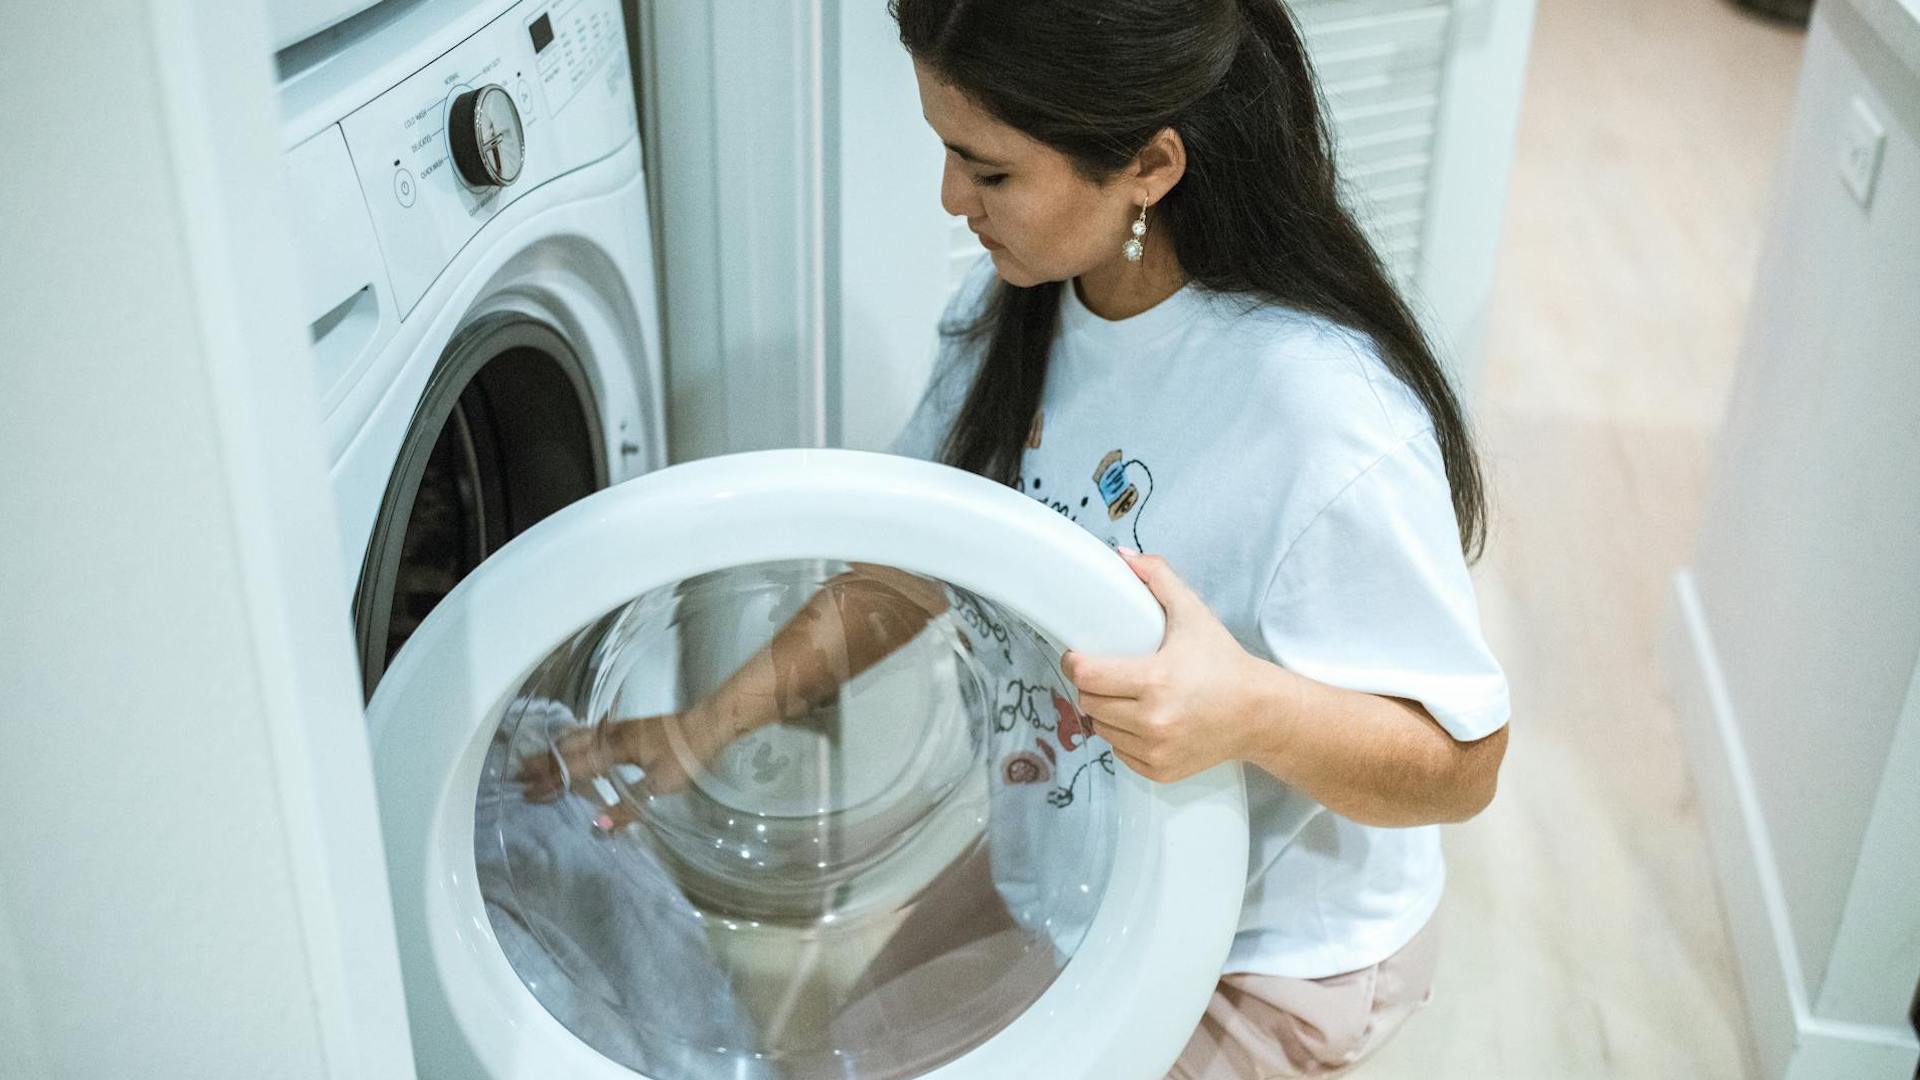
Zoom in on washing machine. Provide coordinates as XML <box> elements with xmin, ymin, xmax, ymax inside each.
<box><xmin>276</xmin><ymin>0</ymin><xmax>661</xmax><ymax>697</ymax></box>
<box><xmin>273</xmin><ymin>2</ymin><xmax>1248</xmax><ymax>1077</ymax></box>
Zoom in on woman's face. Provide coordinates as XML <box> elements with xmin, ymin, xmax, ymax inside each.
<box><xmin>914</xmin><ymin>62</ymin><xmax>1140</xmax><ymax>288</ymax></box>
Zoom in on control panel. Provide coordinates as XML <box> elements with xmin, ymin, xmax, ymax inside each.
<box><xmin>337</xmin><ymin>0</ymin><xmax>632</xmax><ymax>316</ymax></box>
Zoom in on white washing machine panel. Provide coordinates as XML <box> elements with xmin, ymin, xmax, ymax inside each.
<box><xmin>366</xmin><ymin>450</ymin><xmax>1249</xmax><ymax>1079</ymax></box>
<box><xmin>277</xmin><ymin>0</ymin><xmax>664</xmax><ymax>634</ymax></box>
<box><xmin>337</xmin><ymin>0</ymin><xmax>632</xmax><ymax>316</ymax></box>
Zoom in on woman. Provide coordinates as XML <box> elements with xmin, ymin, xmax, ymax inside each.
<box><xmin>882</xmin><ymin>1</ymin><xmax>1510</xmax><ymax>1073</ymax></box>
<box><xmin>530</xmin><ymin>0</ymin><xmax>1510</xmax><ymax>1074</ymax></box>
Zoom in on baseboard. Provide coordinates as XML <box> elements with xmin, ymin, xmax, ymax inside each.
<box><xmin>1660</xmin><ymin>569</ymin><xmax>1920</xmax><ymax>1080</ymax></box>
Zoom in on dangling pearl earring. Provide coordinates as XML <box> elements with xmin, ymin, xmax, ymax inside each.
<box><xmin>1123</xmin><ymin>199</ymin><xmax>1148</xmax><ymax>262</ymax></box>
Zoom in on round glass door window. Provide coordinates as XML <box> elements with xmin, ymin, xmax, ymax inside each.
<box><xmin>473</xmin><ymin>558</ymin><xmax>1120</xmax><ymax>1079</ymax></box>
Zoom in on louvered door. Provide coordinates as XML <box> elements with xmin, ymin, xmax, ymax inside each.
<box><xmin>1296</xmin><ymin>0</ymin><xmax>1454</xmax><ymax>286</ymax></box>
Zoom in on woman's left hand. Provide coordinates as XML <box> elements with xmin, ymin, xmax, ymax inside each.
<box><xmin>1062</xmin><ymin>547</ymin><xmax>1290</xmax><ymax>783</ymax></box>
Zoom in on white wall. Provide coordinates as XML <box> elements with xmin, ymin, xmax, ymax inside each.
<box><xmin>645</xmin><ymin>2</ymin><xmax>834</xmax><ymax>461</ymax></box>
<box><xmin>833</xmin><ymin>0</ymin><xmax>954</xmax><ymax>453</ymax></box>
<box><xmin>640</xmin><ymin>0</ymin><xmax>956</xmax><ymax>461</ymax></box>
<box><xmin>1696</xmin><ymin>3</ymin><xmax>1920</xmax><ymax>1010</ymax></box>
<box><xmin>1663</xmin><ymin>2</ymin><xmax>1920</xmax><ymax>1076</ymax></box>
<box><xmin>0</xmin><ymin>2</ymin><xmax>414</xmax><ymax>1077</ymax></box>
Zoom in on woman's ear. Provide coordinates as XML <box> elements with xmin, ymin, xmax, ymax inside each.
<box><xmin>1133</xmin><ymin>126</ymin><xmax>1188</xmax><ymax>203</ymax></box>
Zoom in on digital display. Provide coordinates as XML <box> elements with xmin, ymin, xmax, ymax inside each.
<box><xmin>528</xmin><ymin>13</ymin><xmax>554</xmax><ymax>53</ymax></box>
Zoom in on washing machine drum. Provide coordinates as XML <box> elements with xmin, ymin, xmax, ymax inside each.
<box><xmin>366</xmin><ymin>449</ymin><xmax>1248</xmax><ymax>1080</ymax></box>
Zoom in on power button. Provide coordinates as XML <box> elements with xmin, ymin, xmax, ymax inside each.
<box><xmin>394</xmin><ymin>168</ymin><xmax>417</xmax><ymax>208</ymax></box>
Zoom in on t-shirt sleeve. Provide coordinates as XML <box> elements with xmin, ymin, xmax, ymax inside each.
<box><xmin>886</xmin><ymin>255</ymin><xmax>999</xmax><ymax>461</ymax></box>
<box><xmin>885</xmin><ymin>361</ymin><xmax>964</xmax><ymax>461</ymax></box>
<box><xmin>1258</xmin><ymin>429</ymin><xmax>1509</xmax><ymax>742</ymax></box>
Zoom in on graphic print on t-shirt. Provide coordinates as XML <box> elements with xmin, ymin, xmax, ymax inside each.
<box><xmin>1012</xmin><ymin>410</ymin><xmax>1157</xmax><ymax>553</ymax></box>
<box><xmin>1091</xmin><ymin>450</ymin><xmax>1141</xmax><ymax>523</ymax></box>
<box><xmin>987</xmin><ymin>674</ymin><xmax>1113</xmax><ymax>810</ymax></box>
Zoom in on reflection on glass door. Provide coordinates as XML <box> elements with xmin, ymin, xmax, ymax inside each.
<box><xmin>472</xmin><ymin>558</ymin><xmax>1120</xmax><ymax>1078</ymax></box>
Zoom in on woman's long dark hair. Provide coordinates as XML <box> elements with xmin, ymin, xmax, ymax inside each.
<box><xmin>893</xmin><ymin>0</ymin><xmax>1487</xmax><ymax>560</ymax></box>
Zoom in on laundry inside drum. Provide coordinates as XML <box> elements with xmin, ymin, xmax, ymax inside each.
<box><xmin>473</xmin><ymin>558</ymin><xmax>1121</xmax><ymax>1079</ymax></box>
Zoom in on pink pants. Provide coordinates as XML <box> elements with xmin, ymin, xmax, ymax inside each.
<box><xmin>840</xmin><ymin>847</ymin><xmax>1439</xmax><ymax>1079</ymax></box>
<box><xmin>1167</xmin><ymin>917</ymin><xmax>1440</xmax><ymax>1078</ymax></box>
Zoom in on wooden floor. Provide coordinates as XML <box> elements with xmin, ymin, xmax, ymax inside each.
<box><xmin>1352</xmin><ymin>1</ymin><xmax>1806</xmax><ymax>1076</ymax></box>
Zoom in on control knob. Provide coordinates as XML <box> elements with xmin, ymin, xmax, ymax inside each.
<box><xmin>449</xmin><ymin>85</ymin><xmax>525</xmax><ymax>188</ymax></box>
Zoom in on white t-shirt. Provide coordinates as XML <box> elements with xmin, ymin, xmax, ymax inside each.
<box><xmin>890</xmin><ymin>256</ymin><xmax>1510</xmax><ymax>978</ymax></box>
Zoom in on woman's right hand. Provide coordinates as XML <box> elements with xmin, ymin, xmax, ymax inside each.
<box><xmin>516</xmin><ymin>702</ymin><xmax>764</xmax><ymax>826</ymax></box>
<box><xmin>512</xmin><ymin>563</ymin><xmax>941</xmax><ymax>830</ymax></box>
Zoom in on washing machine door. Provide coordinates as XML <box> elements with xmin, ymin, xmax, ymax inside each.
<box><xmin>366</xmin><ymin>448</ymin><xmax>1248</xmax><ymax>1080</ymax></box>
